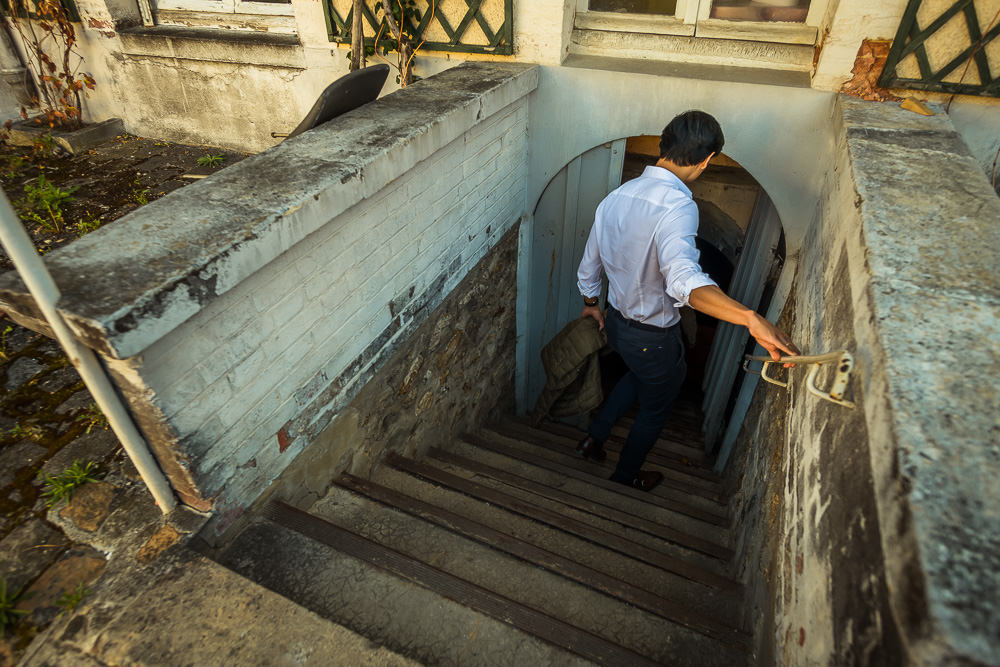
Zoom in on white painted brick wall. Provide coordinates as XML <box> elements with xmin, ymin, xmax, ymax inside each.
<box><xmin>134</xmin><ymin>96</ymin><xmax>530</xmax><ymax>506</ymax></box>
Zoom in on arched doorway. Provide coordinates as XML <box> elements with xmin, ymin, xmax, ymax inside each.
<box><xmin>519</xmin><ymin>135</ymin><xmax>785</xmax><ymax>465</ymax></box>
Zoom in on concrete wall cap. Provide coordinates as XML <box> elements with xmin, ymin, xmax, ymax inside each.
<box><xmin>0</xmin><ymin>62</ymin><xmax>539</xmax><ymax>359</ymax></box>
<box><xmin>837</xmin><ymin>93</ymin><xmax>1000</xmax><ymax>664</ymax></box>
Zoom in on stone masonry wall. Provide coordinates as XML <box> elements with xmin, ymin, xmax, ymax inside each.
<box><xmin>727</xmin><ymin>96</ymin><xmax>1000</xmax><ymax>665</ymax></box>
<box><xmin>266</xmin><ymin>224</ymin><xmax>518</xmax><ymax>516</ymax></box>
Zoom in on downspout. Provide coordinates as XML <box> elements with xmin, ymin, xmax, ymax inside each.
<box><xmin>0</xmin><ymin>190</ymin><xmax>177</xmax><ymax>514</ymax></box>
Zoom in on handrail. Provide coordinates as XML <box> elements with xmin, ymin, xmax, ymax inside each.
<box><xmin>0</xmin><ymin>191</ymin><xmax>177</xmax><ymax>513</ymax></box>
<box><xmin>743</xmin><ymin>350</ymin><xmax>856</xmax><ymax>409</ymax></box>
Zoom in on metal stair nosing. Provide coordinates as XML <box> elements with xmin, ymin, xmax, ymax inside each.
<box><xmin>430</xmin><ymin>446</ymin><xmax>733</xmax><ymax>561</ymax></box>
<box><xmin>386</xmin><ymin>453</ymin><xmax>742</xmax><ymax>594</ymax></box>
<box><xmin>471</xmin><ymin>429</ymin><xmax>730</xmax><ymax>524</ymax></box>
<box><xmin>334</xmin><ymin>473</ymin><xmax>750</xmax><ymax>649</ymax></box>
<box><xmin>264</xmin><ymin>500</ymin><xmax>662</xmax><ymax>667</ymax></box>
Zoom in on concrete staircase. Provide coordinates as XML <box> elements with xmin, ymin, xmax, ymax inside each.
<box><xmin>215</xmin><ymin>403</ymin><xmax>749</xmax><ymax>666</ymax></box>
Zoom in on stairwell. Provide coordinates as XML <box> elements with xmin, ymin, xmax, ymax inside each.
<box><xmin>210</xmin><ymin>399</ymin><xmax>751</xmax><ymax>666</ymax></box>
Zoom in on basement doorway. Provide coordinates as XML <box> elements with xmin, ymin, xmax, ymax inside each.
<box><xmin>520</xmin><ymin>136</ymin><xmax>785</xmax><ymax>463</ymax></box>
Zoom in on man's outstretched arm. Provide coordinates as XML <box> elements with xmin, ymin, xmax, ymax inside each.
<box><xmin>688</xmin><ymin>285</ymin><xmax>799</xmax><ymax>361</ymax></box>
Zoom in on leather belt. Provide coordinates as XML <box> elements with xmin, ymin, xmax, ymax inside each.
<box><xmin>609</xmin><ymin>307</ymin><xmax>671</xmax><ymax>334</ymax></box>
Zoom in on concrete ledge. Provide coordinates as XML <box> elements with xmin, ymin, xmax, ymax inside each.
<box><xmin>119</xmin><ymin>25</ymin><xmax>303</xmax><ymax>68</ymax></box>
<box><xmin>0</xmin><ymin>62</ymin><xmax>539</xmax><ymax>359</ymax></box>
<box><xmin>838</xmin><ymin>95</ymin><xmax>1000</xmax><ymax>664</ymax></box>
<box><xmin>6</xmin><ymin>118</ymin><xmax>125</xmax><ymax>155</ymax></box>
<box><xmin>563</xmin><ymin>53</ymin><xmax>811</xmax><ymax>88</ymax></box>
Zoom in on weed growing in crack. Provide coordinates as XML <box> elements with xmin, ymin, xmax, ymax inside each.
<box><xmin>75</xmin><ymin>404</ymin><xmax>108</xmax><ymax>434</ymax></box>
<box><xmin>131</xmin><ymin>175</ymin><xmax>149</xmax><ymax>205</ymax></box>
<box><xmin>1</xmin><ymin>154</ymin><xmax>25</xmax><ymax>180</ymax></box>
<box><xmin>40</xmin><ymin>460</ymin><xmax>100</xmax><ymax>507</ymax></box>
<box><xmin>30</xmin><ymin>133</ymin><xmax>58</xmax><ymax>159</ymax></box>
<box><xmin>0</xmin><ymin>325</ymin><xmax>12</xmax><ymax>360</ymax></box>
<box><xmin>197</xmin><ymin>154</ymin><xmax>225</xmax><ymax>168</ymax></box>
<box><xmin>74</xmin><ymin>212</ymin><xmax>102</xmax><ymax>237</ymax></box>
<box><xmin>0</xmin><ymin>578</ymin><xmax>28</xmax><ymax>632</ymax></box>
<box><xmin>56</xmin><ymin>583</ymin><xmax>89</xmax><ymax>616</ymax></box>
<box><xmin>6</xmin><ymin>422</ymin><xmax>43</xmax><ymax>441</ymax></box>
<box><xmin>19</xmin><ymin>174</ymin><xmax>78</xmax><ymax>232</ymax></box>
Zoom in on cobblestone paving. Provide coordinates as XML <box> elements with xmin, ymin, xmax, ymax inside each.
<box><xmin>0</xmin><ymin>314</ymin><xmax>128</xmax><ymax>662</ymax></box>
<box><xmin>0</xmin><ymin>134</ymin><xmax>248</xmax><ymax>664</ymax></box>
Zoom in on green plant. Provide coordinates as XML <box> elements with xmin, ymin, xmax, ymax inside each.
<box><xmin>6</xmin><ymin>422</ymin><xmax>43</xmax><ymax>441</ymax></box>
<box><xmin>55</xmin><ymin>582</ymin><xmax>89</xmax><ymax>615</ymax></box>
<box><xmin>1</xmin><ymin>154</ymin><xmax>25</xmax><ymax>179</ymax></box>
<box><xmin>75</xmin><ymin>404</ymin><xmax>108</xmax><ymax>434</ymax></box>
<box><xmin>0</xmin><ymin>578</ymin><xmax>28</xmax><ymax>631</ymax></box>
<box><xmin>0</xmin><ymin>325</ymin><xmax>12</xmax><ymax>360</ymax></box>
<box><xmin>39</xmin><ymin>460</ymin><xmax>99</xmax><ymax>507</ymax></box>
<box><xmin>74</xmin><ymin>211</ymin><xmax>101</xmax><ymax>237</ymax></box>
<box><xmin>20</xmin><ymin>173</ymin><xmax>77</xmax><ymax>232</ymax></box>
<box><xmin>131</xmin><ymin>175</ymin><xmax>149</xmax><ymax>205</ymax></box>
<box><xmin>30</xmin><ymin>132</ymin><xmax>58</xmax><ymax>159</ymax></box>
<box><xmin>196</xmin><ymin>154</ymin><xmax>225</xmax><ymax>168</ymax></box>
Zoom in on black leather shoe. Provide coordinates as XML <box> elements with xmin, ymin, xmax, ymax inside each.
<box><xmin>575</xmin><ymin>436</ymin><xmax>606</xmax><ymax>462</ymax></box>
<box><xmin>631</xmin><ymin>470</ymin><xmax>664</xmax><ymax>492</ymax></box>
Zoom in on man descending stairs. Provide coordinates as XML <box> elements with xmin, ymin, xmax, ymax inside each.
<box><xmin>216</xmin><ymin>403</ymin><xmax>749</xmax><ymax>666</ymax></box>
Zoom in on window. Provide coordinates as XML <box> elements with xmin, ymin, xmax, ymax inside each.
<box><xmin>576</xmin><ymin>0</ymin><xmax>825</xmax><ymax>44</ymax></box>
<box><xmin>152</xmin><ymin>0</ymin><xmax>297</xmax><ymax>33</ymax></box>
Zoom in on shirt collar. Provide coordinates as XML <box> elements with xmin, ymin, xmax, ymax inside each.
<box><xmin>641</xmin><ymin>165</ymin><xmax>692</xmax><ymax>198</ymax></box>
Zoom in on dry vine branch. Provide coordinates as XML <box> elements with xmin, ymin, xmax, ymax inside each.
<box><xmin>1</xmin><ymin>0</ymin><xmax>95</xmax><ymax>131</ymax></box>
<box><xmin>371</xmin><ymin>0</ymin><xmax>434</xmax><ymax>87</ymax></box>
<box><xmin>350</xmin><ymin>0</ymin><xmax>366</xmax><ymax>70</ymax></box>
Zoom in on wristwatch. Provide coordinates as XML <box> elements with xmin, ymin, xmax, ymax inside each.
<box><xmin>583</xmin><ymin>295</ymin><xmax>599</xmax><ymax>308</ymax></box>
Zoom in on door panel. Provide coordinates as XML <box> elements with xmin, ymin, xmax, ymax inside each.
<box><xmin>522</xmin><ymin>140</ymin><xmax>625</xmax><ymax>412</ymax></box>
<box><xmin>701</xmin><ymin>190</ymin><xmax>782</xmax><ymax>450</ymax></box>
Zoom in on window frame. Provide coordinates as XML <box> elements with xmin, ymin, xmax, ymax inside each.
<box><xmin>574</xmin><ymin>0</ymin><xmax>829</xmax><ymax>46</ymax></box>
<box><xmin>154</xmin><ymin>0</ymin><xmax>295</xmax><ymax>18</ymax></box>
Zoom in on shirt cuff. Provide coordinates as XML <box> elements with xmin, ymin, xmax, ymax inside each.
<box><xmin>577</xmin><ymin>281</ymin><xmax>601</xmax><ymax>299</ymax></box>
<box><xmin>671</xmin><ymin>274</ymin><xmax>718</xmax><ymax>308</ymax></box>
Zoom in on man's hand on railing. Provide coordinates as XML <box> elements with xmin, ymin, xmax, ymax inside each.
<box><xmin>746</xmin><ymin>312</ymin><xmax>799</xmax><ymax>366</ymax></box>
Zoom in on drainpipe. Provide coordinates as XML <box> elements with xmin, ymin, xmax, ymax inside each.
<box><xmin>0</xmin><ymin>191</ymin><xmax>177</xmax><ymax>514</ymax></box>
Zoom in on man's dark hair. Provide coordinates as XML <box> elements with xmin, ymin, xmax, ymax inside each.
<box><xmin>659</xmin><ymin>111</ymin><xmax>725</xmax><ymax>166</ymax></box>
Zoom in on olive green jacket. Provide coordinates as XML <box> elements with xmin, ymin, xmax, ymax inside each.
<box><xmin>530</xmin><ymin>317</ymin><xmax>607</xmax><ymax>425</ymax></box>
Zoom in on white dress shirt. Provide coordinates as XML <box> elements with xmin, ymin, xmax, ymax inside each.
<box><xmin>577</xmin><ymin>165</ymin><xmax>717</xmax><ymax>329</ymax></box>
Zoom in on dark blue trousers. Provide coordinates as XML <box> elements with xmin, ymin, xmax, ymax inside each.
<box><xmin>587</xmin><ymin>308</ymin><xmax>686</xmax><ymax>483</ymax></box>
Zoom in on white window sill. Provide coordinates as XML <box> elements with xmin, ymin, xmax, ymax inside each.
<box><xmin>569</xmin><ymin>27</ymin><xmax>814</xmax><ymax>73</ymax></box>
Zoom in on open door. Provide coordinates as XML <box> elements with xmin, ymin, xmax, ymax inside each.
<box><xmin>520</xmin><ymin>140</ymin><xmax>626</xmax><ymax>412</ymax></box>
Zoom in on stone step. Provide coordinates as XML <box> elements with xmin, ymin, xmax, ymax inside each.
<box><xmin>309</xmin><ymin>482</ymin><xmax>748</xmax><ymax>662</ymax></box>
<box><xmin>449</xmin><ymin>435</ymin><xmax>730</xmax><ymax>544</ymax></box>
<box><xmin>497</xmin><ymin>419</ymin><xmax>724</xmax><ymax>502</ymax></box>
<box><xmin>487</xmin><ymin>422</ymin><xmax>730</xmax><ymax>515</ymax></box>
<box><xmin>386</xmin><ymin>453</ymin><xmax>740</xmax><ymax>592</ymax></box>
<box><xmin>220</xmin><ymin>510</ymin><xmax>612</xmax><ymax>667</ymax></box>
<box><xmin>333</xmin><ymin>473</ymin><xmax>748</xmax><ymax>647</ymax></box>
<box><xmin>534</xmin><ymin>420</ymin><xmax>723</xmax><ymax>485</ymax></box>
<box><xmin>369</xmin><ymin>464</ymin><xmax>742</xmax><ymax>627</ymax></box>
<box><xmin>616</xmin><ymin>415</ymin><xmax>709</xmax><ymax>451</ymax></box>
<box><xmin>436</xmin><ymin>442</ymin><xmax>731</xmax><ymax>564</ymax></box>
